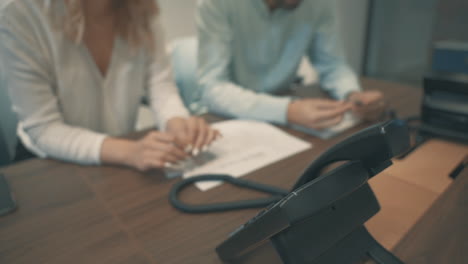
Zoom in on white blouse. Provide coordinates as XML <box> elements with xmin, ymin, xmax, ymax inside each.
<box><xmin>0</xmin><ymin>0</ymin><xmax>189</xmax><ymax>165</ymax></box>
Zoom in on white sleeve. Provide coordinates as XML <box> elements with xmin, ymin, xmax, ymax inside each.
<box><xmin>146</xmin><ymin>18</ymin><xmax>190</xmax><ymax>131</ymax></box>
<box><xmin>0</xmin><ymin>5</ymin><xmax>106</xmax><ymax>165</ymax></box>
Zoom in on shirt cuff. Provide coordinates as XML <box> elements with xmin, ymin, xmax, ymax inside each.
<box><xmin>150</xmin><ymin>94</ymin><xmax>191</xmax><ymax>131</ymax></box>
<box><xmin>254</xmin><ymin>96</ymin><xmax>292</xmax><ymax>125</ymax></box>
<box><xmin>329</xmin><ymin>78</ymin><xmax>362</xmax><ymax>100</ymax></box>
<box><xmin>155</xmin><ymin>108</ymin><xmax>190</xmax><ymax>131</ymax></box>
<box><xmin>92</xmin><ymin>134</ymin><xmax>107</xmax><ymax>165</ymax></box>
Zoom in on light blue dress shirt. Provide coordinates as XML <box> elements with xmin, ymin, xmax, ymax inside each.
<box><xmin>174</xmin><ymin>0</ymin><xmax>361</xmax><ymax>124</ymax></box>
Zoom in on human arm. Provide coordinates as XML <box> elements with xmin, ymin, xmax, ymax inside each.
<box><xmin>0</xmin><ymin>6</ymin><xmax>107</xmax><ymax>165</ymax></box>
<box><xmin>147</xmin><ymin>17</ymin><xmax>219</xmax><ymax>154</ymax></box>
<box><xmin>197</xmin><ymin>0</ymin><xmax>292</xmax><ymax>124</ymax></box>
<box><xmin>307</xmin><ymin>1</ymin><xmax>384</xmax><ymax>121</ymax></box>
<box><xmin>307</xmin><ymin>1</ymin><xmax>361</xmax><ymax>100</ymax></box>
<box><xmin>0</xmin><ymin>5</ymin><xmax>187</xmax><ymax>168</ymax></box>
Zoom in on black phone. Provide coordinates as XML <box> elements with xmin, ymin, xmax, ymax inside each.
<box><xmin>292</xmin><ymin>119</ymin><xmax>410</xmax><ymax>190</ymax></box>
<box><xmin>216</xmin><ymin>120</ymin><xmax>410</xmax><ymax>264</ymax></box>
<box><xmin>0</xmin><ymin>173</ymin><xmax>17</xmax><ymax>216</ymax></box>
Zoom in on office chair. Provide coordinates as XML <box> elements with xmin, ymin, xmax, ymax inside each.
<box><xmin>0</xmin><ymin>63</ymin><xmax>18</xmax><ymax>166</ymax></box>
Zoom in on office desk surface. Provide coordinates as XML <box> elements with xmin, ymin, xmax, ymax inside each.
<box><xmin>0</xmin><ymin>79</ymin><xmax>466</xmax><ymax>264</ymax></box>
<box><xmin>393</xmin><ymin>166</ymin><xmax>468</xmax><ymax>264</ymax></box>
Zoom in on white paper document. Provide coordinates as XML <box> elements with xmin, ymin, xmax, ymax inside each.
<box><xmin>181</xmin><ymin>120</ymin><xmax>312</xmax><ymax>191</ymax></box>
<box><xmin>291</xmin><ymin>112</ymin><xmax>360</xmax><ymax>140</ymax></box>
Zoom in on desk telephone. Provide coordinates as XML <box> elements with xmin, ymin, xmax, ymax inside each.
<box><xmin>170</xmin><ymin>120</ymin><xmax>410</xmax><ymax>264</ymax></box>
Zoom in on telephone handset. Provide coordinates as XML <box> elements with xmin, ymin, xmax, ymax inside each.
<box><xmin>215</xmin><ymin>120</ymin><xmax>410</xmax><ymax>263</ymax></box>
<box><xmin>292</xmin><ymin>119</ymin><xmax>410</xmax><ymax>190</ymax></box>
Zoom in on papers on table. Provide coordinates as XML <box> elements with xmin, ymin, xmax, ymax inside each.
<box><xmin>178</xmin><ymin>120</ymin><xmax>312</xmax><ymax>191</ymax></box>
<box><xmin>291</xmin><ymin>112</ymin><xmax>360</xmax><ymax>140</ymax></box>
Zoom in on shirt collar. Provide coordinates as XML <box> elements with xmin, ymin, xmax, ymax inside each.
<box><xmin>254</xmin><ymin>0</ymin><xmax>299</xmax><ymax>19</ymax></box>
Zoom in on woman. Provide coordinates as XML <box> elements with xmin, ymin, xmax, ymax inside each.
<box><xmin>0</xmin><ymin>0</ymin><xmax>218</xmax><ymax>171</ymax></box>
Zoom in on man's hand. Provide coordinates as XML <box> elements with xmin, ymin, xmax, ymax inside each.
<box><xmin>287</xmin><ymin>99</ymin><xmax>352</xmax><ymax>130</ymax></box>
<box><xmin>347</xmin><ymin>91</ymin><xmax>386</xmax><ymax>121</ymax></box>
<box><xmin>166</xmin><ymin>117</ymin><xmax>220</xmax><ymax>156</ymax></box>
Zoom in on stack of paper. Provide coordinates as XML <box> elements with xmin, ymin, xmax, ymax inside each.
<box><xmin>179</xmin><ymin>120</ymin><xmax>312</xmax><ymax>191</ymax></box>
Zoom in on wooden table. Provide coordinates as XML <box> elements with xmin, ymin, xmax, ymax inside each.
<box><xmin>393</xmin><ymin>164</ymin><xmax>468</xmax><ymax>264</ymax></box>
<box><xmin>0</xmin><ymin>79</ymin><xmax>466</xmax><ymax>264</ymax></box>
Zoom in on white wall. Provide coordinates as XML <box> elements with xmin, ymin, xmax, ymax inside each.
<box><xmin>158</xmin><ymin>0</ymin><xmax>198</xmax><ymax>42</ymax></box>
<box><xmin>336</xmin><ymin>0</ymin><xmax>369</xmax><ymax>74</ymax></box>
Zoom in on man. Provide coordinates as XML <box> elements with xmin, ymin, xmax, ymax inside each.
<box><xmin>176</xmin><ymin>0</ymin><xmax>385</xmax><ymax>130</ymax></box>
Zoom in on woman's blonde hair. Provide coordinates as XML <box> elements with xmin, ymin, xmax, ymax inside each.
<box><xmin>48</xmin><ymin>0</ymin><xmax>159</xmax><ymax>53</ymax></box>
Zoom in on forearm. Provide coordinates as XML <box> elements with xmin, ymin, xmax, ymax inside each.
<box><xmin>21</xmin><ymin>122</ymin><xmax>107</xmax><ymax>165</ymax></box>
<box><xmin>309</xmin><ymin>6</ymin><xmax>362</xmax><ymax>100</ymax></box>
<box><xmin>149</xmin><ymin>89</ymin><xmax>190</xmax><ymax>131</ymax></box>
<box><xmin>196</xmin><ymin>0</ymin><xmax>294</xmax><ymax>122</ymax></box>
<box><xmin>319</xmin><ymin>65</ymin><xmax>361</xmax><ymax>100</ymax></box>
<box><xmin>100</xmin><ymin>137</ymin><xmax>136</xmax><ymax>167</ymax></box>
<box><xmin>200</xmin><ymin>80</ymin><xmax>292</xmax><ymax>124</ymax></box>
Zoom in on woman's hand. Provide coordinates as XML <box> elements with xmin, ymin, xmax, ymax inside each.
<box><xmin>101</xmin><ymin>131</ymin><xmax>188</xmax><ymax>172</ymax></box>
<box><xmin>166</xmin><ymin>117</ymin><xmax>220</xmax><ymax>156</ymax></box>
<box><xmin>128</xmin><ymin>131</ymin><xmax>189</xmax><ymax>171</ymax></box>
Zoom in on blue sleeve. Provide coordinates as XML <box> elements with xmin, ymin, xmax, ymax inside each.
<box><xmin>307</xmin><ymin>1</ymin><xmax>361</xmax><ymax>100</ymax></box>
<box><xmin>196</xmin><ymin>0</ymin><xmax>291</xmax><ymax>124</ymax></box>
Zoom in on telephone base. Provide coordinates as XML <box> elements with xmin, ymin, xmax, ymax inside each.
<box><xmin>227</xmin><ymin>226</ymin><xmax>403</xmax><ymax>264</ymax></box>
